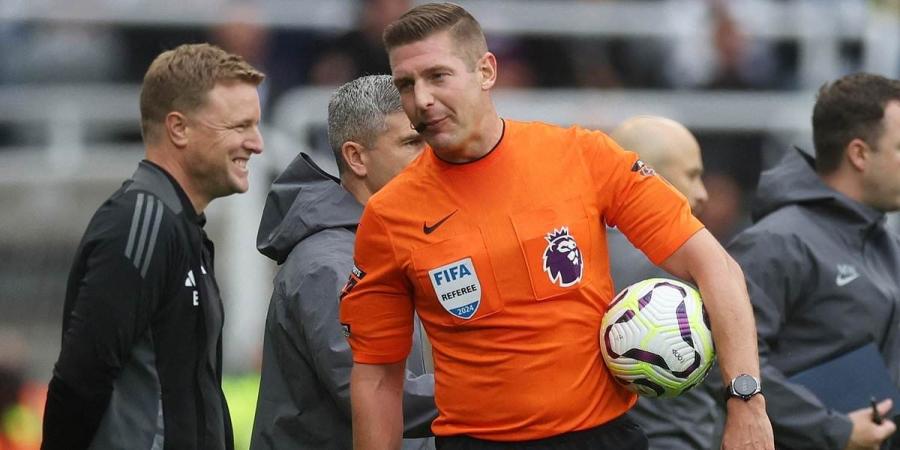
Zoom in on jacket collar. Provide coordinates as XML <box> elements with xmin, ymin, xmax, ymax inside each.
<box><xmin>132</xmin><ymin>160</ymin><xmax>206</xmax><ymax>227</ymax></box>
<box><xmin>754</xmin><ymin>147</ymin><xmax>885</xmax><ymax>232</ymax></box>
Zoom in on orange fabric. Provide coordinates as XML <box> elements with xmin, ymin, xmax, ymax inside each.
<box><xmin>339</xmin><ymin>120</ymin><xmax>703</xmax><ymax>440</ymax></box>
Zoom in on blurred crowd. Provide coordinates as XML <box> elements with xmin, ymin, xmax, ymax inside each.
<box><xmin>0</xmin><ymin>0</ymin><xmax>822</xmax><ymax>93</ymax></box>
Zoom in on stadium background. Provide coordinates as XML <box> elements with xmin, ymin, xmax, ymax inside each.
<box><xmin>0</xmin><ymin>0</ymin><xmax>898</xmax><ymax>447</ymax></box>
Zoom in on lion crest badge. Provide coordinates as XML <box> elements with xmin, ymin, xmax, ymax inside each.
<box><xmin>542</xmin><ymin>227</ymin><xmax>583</xmax><ymax>288</ymax></box>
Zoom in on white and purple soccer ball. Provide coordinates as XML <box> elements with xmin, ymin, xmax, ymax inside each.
<box><xmin>600</xmin><ymin>278</ymin><xmax>716</xmax><ymax>398</ymax></box>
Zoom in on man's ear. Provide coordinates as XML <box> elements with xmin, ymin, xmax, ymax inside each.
<box><xmin>478</xmin><ymin>51</ymin><xmax>497</xmax><ymax>91</ymax></box>
<box><xmin>341</xmin><ymin>141</ymin><xmax>367</xmax><ymax>178</ymax></box>
<box><xmin>165</xmin><ymin>112</ymin><xmax>189</xmax><ymax>148</ymax></box>
<box><xmin>846</xmin><ymin>138</ymin><xmax>870</xmax><ymax>172</ymax></box>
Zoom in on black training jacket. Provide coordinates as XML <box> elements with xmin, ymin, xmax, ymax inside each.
<box><xmin>42</xmin><ymin>161</ymin><xmax>233</xmax><ymax>450</ymax></box>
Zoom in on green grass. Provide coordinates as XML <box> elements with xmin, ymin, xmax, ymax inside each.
<box><xmin>222</xmin><ymin>373</ymin><xmax>262</xmax><ymax>450</ymax></box>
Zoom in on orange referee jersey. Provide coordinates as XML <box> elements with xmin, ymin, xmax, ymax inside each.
<box><xmin>339</xmin><ymin>119</ymin><xmax>703</xmax><ymax>441</ymax></box>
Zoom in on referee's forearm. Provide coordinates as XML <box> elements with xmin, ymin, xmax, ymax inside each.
<box><xmin>351</xmin><ymin>362</ymin><xmax>405</xmax><ymax>450</ymax></box>
<box><xmin>703</xmin><ymin>254</ymin><xmax>761</xmax><ymax>383</ymax></box>
<box><xmin>662</xmin><ymin>230</ymin><xmax>762</xmax><ymax>382</ymax></box>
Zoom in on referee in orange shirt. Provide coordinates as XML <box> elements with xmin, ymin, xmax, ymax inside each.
<box><xmin>340</xmin><ymin>3</ymin><xmax>774</xmax><ymax>449</ymax></box>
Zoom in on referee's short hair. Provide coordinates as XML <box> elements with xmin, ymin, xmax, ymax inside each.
<box><xmin>383</xmin><ymin>2</ymin><xmax>488</xmax><ymax>70</ymax></box>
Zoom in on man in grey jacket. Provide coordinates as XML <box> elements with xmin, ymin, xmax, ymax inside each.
<box><xmin>250</xmin><ymin>75</ymin><xmax>436</xmax><ymax>450</ymax></box>
<box><xmin>728</xmin><ymin>73</ymin><xmax>900</xmax><ymax>450</ymax></box>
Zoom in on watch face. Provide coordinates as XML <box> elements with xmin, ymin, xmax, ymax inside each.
<box><xmin>733</xmin><ymin>375</ymin><xmax>758</xmax><ymax>396</ymax></box>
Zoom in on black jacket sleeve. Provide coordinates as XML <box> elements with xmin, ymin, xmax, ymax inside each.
<box><xmin>42</xmin><ymin>192</ymin><xmax>173</xmax><ymax>450</ymax></box>
<box><xmin>727</xmin><ymin>229</ymin><xmax>853</xmax><ymax>450</ymax></box>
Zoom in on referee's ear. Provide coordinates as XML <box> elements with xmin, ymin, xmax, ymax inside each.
<box><xmin>478</xmin><ymin>51</ymin><xmax>497</xmax><ymax>91</ymax></box>
<box><xmin>341</xmin><ymin>140</ymin><xmax>368</xmax><ymax>178</ymax></box>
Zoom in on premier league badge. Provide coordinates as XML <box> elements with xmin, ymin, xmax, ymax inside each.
<box><xmin>542</xmin><ymin>227</ymin><xmax>583</xmax><ymax>287</ymax></box>
<box><xmin>429</xmin><ymin>257</ymin><xmax>482</xmax><ymax>319</ymax></box>
<box><xmin>631</xmin><ymin>159</ymin><xmax>656</xmax><ymax>177</ymax></box>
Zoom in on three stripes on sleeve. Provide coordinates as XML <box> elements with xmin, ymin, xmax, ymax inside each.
<box><xmin>125</xmin><ymin>193</ymin><xmax>164</xmax><ymax>278</ymax></box>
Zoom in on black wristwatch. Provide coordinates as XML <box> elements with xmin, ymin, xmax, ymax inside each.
<box><xmin>726</xmin><ymin>374</ymin><xmax>762</xmax><ymax>401</ymax></box>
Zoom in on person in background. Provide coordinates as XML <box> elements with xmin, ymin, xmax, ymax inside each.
<box><xmin>727</xmin><ymin>73</ymin><xmax>900</xmax><ymax>450</ymax></box>
<box><xmin>607</xmin><ymin>115</ymin><xmax>709</xmax><ymax>289</ymax></box>
<box><xmin>606</xmin><ymin>115</ymin><xmax>717</xmax><ymax>450</ymax></box>
<box><xmin>250</xmin><ymin>74</ymin><xmax>436</xmax><ymax>450</ymax></box>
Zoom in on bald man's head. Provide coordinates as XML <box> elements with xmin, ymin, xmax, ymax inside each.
<box><xmin>610</xmin><ymin>116</ymin><xmax>708</xmax><ymax>213</ymax></box>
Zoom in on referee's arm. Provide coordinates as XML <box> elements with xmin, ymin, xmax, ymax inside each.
<box><xmin>351</xmin><ymin>361</ymin><xmax>406</xmax><ymax>450</ymax></box>
<box><xmin>660</xmin><ymin>228</ymin><xmax>775</xmax><ymax>450</ymax></box>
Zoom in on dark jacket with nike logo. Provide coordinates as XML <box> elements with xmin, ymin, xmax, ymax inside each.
<box><xmin>43</xmin><ymin>161</ymin><xmax>233</xmax><ymax>450</ymax></box>
<box><xmin>726</xmin><ymin>148</ymin><xmax>900</xmax><ymax>450</ymax></box>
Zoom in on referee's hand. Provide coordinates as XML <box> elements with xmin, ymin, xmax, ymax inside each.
<box><xmin>721</xmin><ymin>394</ymin><xmax>774</xmax><ymax>450</ymax></box>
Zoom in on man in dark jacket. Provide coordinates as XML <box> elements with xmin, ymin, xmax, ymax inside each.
<box><xmin>250</xmin><ymin>75</ymin><xmax>436</xmax><ymax>450</ymax></box>
<box><xmin>728</xmin><ymin>73</ymin><xmax>900</xmax><ymax>450</ymax></box>
<box><xmin>42</xmin><ymin>43</ymin><xmax>265</xmax><ymax>449</ymax></box>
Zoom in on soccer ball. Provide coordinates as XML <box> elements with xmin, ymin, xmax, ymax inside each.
<box><xmin>600</xmin><ymin>278</ymin><xmax>715</xmax><ymax>398</ymax></box>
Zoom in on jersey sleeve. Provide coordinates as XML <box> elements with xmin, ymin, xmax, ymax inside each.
<box><xmin>339</xmin><ymin>205</ymin><xmax>415</xmax><ymax>365</ymax></box>
<box><xmin>587</xmin><ymin>130</ymin><xmax>704</xmax><ymax>265</ymax></box>
<box><xmin>43</xmin><ymin>191</ymin><xmax>175</xmax><ymax>449</ymax></box>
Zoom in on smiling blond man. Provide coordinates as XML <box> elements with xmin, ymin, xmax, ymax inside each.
<box><xmin>43</xmin><ymin>43</ymin><xmax>264</xmax><ymax>450</ymax></box>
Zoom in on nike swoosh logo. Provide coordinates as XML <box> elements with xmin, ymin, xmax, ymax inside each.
<box><xmin>423</xmin><ymin>210</ymin><xmax>458</xmax><ymax>235</ymax></box>
<box><xmin>836</xmin><ymin>273</ymin><xmax>859</xmax><ymax>287</ymax></box>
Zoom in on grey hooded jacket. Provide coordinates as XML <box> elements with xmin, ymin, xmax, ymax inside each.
<box><xmin>727</xmin><ymin>148</ymin><xmax>900</xmax><ymax>450</ymax></box>
<box><xmin>249</xmin><ymin>153</ymin><xmax>437</xmax><ymax>450</ymax></box>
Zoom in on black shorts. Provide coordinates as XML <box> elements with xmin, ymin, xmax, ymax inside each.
<box><xmin>434</xmin><ymin>415</ymin><xmax>648</xmax><ymax>450</ymax></box>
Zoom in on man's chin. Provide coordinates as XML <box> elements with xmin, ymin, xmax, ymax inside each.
<box><xmin>425</xmin><ymin>133</ymin><xmax>456</xmax><ymax>152</ymax></box>
<box><xmin>219</xmin><ymin>180</ymin><xmax>249</xmax><ymax>198</ymax></box>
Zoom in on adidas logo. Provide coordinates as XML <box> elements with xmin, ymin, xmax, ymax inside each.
<box><xmin>185</xmin><ymin>270</ymin><xmax>200</xmax><ymax>306</ymax></box>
